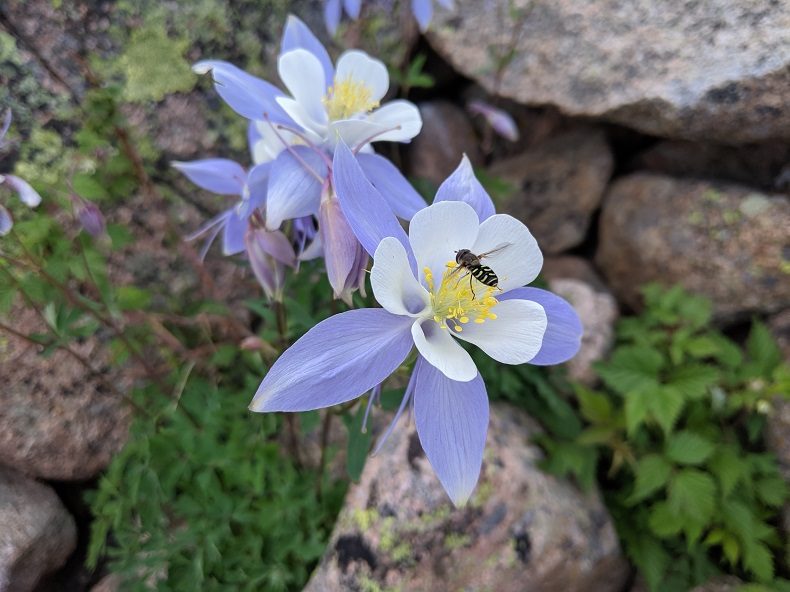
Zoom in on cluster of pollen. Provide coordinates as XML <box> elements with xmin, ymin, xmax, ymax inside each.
<box><xmin>423</xmin><ymin>263</ymin><xmax>498</xmax><ymax>333</ymax></box>
<box><xmin>323</xmin><ymin>77</ymin><xmax>380</xmax><ymax>121</ymax></box>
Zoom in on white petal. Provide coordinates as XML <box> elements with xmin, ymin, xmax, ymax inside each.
<box><xmin>411</xmin><ymin>318</ymin><xmax>477</xmax><ymax>382</ymax></box>
<box><xmin>471</xmin><ymin>213</ymin><xmax>543</xmax><ymax>292</ymax></box>
<box><xmin>372</xmin><ymin>237</ymin><xmax>430</xmax><ymax>317</ymax></box>
<box><xmin>366</xmin><ymin>101</ymin><xmax>423</xmax><ymax>143</ymax></box>
<box><xmin>274</xmin><ymin>97</ymin><xmax>326</xmax><ymax>142</ymax></box>
<box><xmin>455</xmin><ymin>299</ymin><xmax>547</xmax><ymax>364</ymax></box>
<box><xmin>277</xmin><ymin>49</ymin><xmax>329</xmax><ymax>126</ymax></box>
<box><xmin>328</xmin><ymin>119</ymin><xmax>388</xmax><ymax>150</ymax></box>
<box><xmin>334</xmin><ymin>50</ymin><xmax>389</xmax><ymax>102</ymax></box>
<box><xmin>408</xmin><ymin>201</ymin><xmax>479</xmax><ymax>286</ymax></box>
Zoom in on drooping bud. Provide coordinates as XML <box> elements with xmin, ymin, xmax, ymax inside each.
<box><xmin>318</xmin><ymin>188</ymin><xmax>368</xmax><ymax>305</ymax></box>
<box><xmin>245</xmin><ymin>213</ymin><xmax>297</xmax><ymax>302</ymax></box>
<box><xmin>74</xmin><ymin>197</ymin><xmax>106</xmax><ymax>238</ymax></box>
<box><xmin>467</xmin><ymin>100</ymin><xmax>519</xmax><ymax>142</ymax></box>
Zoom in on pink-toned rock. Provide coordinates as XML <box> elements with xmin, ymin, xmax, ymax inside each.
<box><xmin>89</xmin><ymin>574</ymin><xmax>121</xmax><ymax>592</ymax></box>
<box><xmin>304</xmin><ymin>404</ymin><xmax>629</xmax><ymax>592</ymax></box>
<box><xmin>596</xmin><ymin>174</ymin><xmax>790</xmax><ymax>320</ymax></box>
<box><xmin>428</xmin><ymin>0</ymin><xmax>790</xmax><ymax>143</ymax></box>
<box><xmin>490</xmin><ymin>128</ymin><xmax>613</xmax><ymax>254</ymax></box>
<box><xmin>406</xmin><ymin>101</ymin><xmax>483</xmax><ymax>186</ymax></box>
<box><xmin>0</xmin><ymin>466</ymin><xmax>77</xmax><ymax>592</ymax></box>
<box><xmin>0</xmin><ymin>307</ymin><xmax>131</xmax><ymax>480</ymax></box>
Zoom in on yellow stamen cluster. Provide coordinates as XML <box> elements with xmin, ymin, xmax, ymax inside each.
<box><xmin>424</xmin><ymin>263</ymin><xmax>498</xmax><ymax>333</ymax></box>
<box><xmin>323</xmin><ymin>77</ymin><xmax>380</xmax><ymax>121</ymax></box>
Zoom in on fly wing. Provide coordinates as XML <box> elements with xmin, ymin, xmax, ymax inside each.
<box><xmin>478</xmin><ymin>242</ymin><xmax>512</xmax><ymax>260</ymax></box>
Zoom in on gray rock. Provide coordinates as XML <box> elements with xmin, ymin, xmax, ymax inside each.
<box><xmin>304</xmin><ymin>404</ymin><xmax>629</xmax><ymax>592</ymax></box>
<box><xmin>406</xmin><ymin>101</ymin><xmax>483</xmax><ymax>186</ymax></box>
<box><xmin>596</xmin><ymin>173</ymin><xmax>790</xmax><ymax>320</ymax></box>
<box><xmin>690</xmin><ymin>576</ymin><xmax>744</xmax><ymax>592</ymax></box>
<box><xmin>768</xmin><ymin>309</ymin><xmax>790</xmax><ymax>363</ymax></box>
<box><xmin>0</xmin><ymin>307</ymin><xmax>132</xmax><ymax>480</ymax></box>
<box><xmin>548</xmin><ymin>278</ymin><xmax>619</xmax><ymax>387</ymax></box>
<box><xmin>89</xmin><ymin>574</ymin><xmax>121</xmax><ymax>592</ymax></box>
<box><xmin>0</xmin><ymin>466</ymin><xmax>77</xmax><ymax>592</ymax></box>
<box><xmin>490</xmin><ymin>128</ymin><xmax>613</xmax><ymax>253</ymax></box>
<box><xmin>428</xmin><ymin>0</ymin><xmax>790</xmax><ymax>143</ymax></box>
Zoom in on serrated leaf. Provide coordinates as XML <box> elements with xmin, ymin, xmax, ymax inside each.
<box><xmin>625</xmin><ymin>390</ymin><xmax>651</xmax><ymax>435</ymax></box>
<box><xmin>708</xmin><ymin>446</ymin><xmax>747</xmax><ymax>497</ymax></box>
<box><xmin>669</xmin><ymin>468</ymin><xmax>716</xmax><ymax>524</ymax></box>
<box><xmin>747</xmin><ymin>321</ymin><xmax>781</xmax><ymax>373</ymax></box>
<box><xmin>575</xmin><ymin>385</ymin><xmax>612</xmax><ymax>424</ymax></box>
<box><xmin>596</xmin><ymin>346</ymin><xmax>664</xmax><ymax>396</ymax></box>
<box><xmin>755</xmin><ymin>476</ymin><xmax>788</xmax><ymax>507</ymax></box>
<box><xmin>744</xmin><ymin>540</ymin><xmax>774</xmax><ymax>582</ymax></box>
<box><xmin>666</xmin><ymin>431</ymin><xmax>715</xmax><ymax>465</ymax></box>
<box><xmin>647</xmin><ymin>500</ymin><xmax>684</xmax><ymax>538</ymax></box>
<box><xmin>685</xmin><ymin>335</ymin><xmax>721</xmax><ymax>358</ymax></box>
<box><xmin>648</xmin><ymin>386</ymin><xmax>685</xmax><ymax>434</ymax></box>
<box><xmin>667</xmin><ymin>364</ymin><xmax>719</xmax><ymax>400</ymax></box>
<box><xmin>629</xmin><ymin>454</ymin><xmax>673</xmax><ymax>504</ymax></box>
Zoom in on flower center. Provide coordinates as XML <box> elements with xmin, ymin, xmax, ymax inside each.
<box><xmin>423</xmin><ymin>263</ymin><xmax>498</xmax><ymax>333</ymax></box>
<box><xmin>323</xmin><ymin>77</ymin><xmax>380</xmax><ymax>121</ymax></box>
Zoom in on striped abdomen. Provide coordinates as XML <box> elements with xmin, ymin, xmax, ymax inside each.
<box><xmin>470</xmin><ymin>264</ymin><xmax>498</xmax><ymax>287</ymax></box>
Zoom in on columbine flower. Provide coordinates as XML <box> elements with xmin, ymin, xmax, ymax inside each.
<box><xmin>245</xmin><ymin>213</ymin><xmax>297</xmax><ymax>302</ymax></box>
<box><xmin>0</xmin><ymin>110</ymin><xmax>42</xmax><ymax>236</ymax></box>
<box><xmin>250</xmin><ymin>147</ymin><xmax>582</xmax><ymax>505</ymax></box>
<box><xmin>172</xmin><ymin>159</ymin><xmax>270</xmax><ymax>259</ymax></box>
<box><xmin>71</xmin><ymin>195</ymin><xmax>106</xmax><ymax>238</ymax></box>
<box><xmin>467</xmin><ymin>100</ymin><xmax>520</xmax><ymax>142</ymax></box>
<box><xmin>324</xmin><ymin>0</ymin><xmax>455</xmax><ymax>34</ymax></box>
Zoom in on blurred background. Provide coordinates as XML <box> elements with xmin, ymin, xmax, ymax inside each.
<box><xmin>0</xmin><ymin>1</ymin><xmax>788</xmax><ymax>591</ymax></box>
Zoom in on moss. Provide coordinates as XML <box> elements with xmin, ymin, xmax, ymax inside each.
<box><xmin>353</xmin><ymin>508</ymin><xmax>380</xmax><ymax>531</ymax></box>
<box><xmin>470</xmin><ymin>480</ymin><xmax>494</xmax><ymax>507</ymax></box>
<box><xmin>389</xmin><ymin>541</ymin><xmax>412</xmax><ymax>563</ymax></box>
<box><xmin>444</xmin><ymin>533</ymin><xmax>471</xmax><ymax>551</ymax></box>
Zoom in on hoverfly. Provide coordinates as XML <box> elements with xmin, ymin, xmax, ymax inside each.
<box><xmin>450</xmin><ymin>243</ymin><xmax>511</xmax><ymax>298</ymax></box>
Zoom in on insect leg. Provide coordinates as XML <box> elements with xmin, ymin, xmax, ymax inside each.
<box><xmin>469</xmin><ymin>273</ymin><xmax>476</xmax><ymax>299</ymax></box>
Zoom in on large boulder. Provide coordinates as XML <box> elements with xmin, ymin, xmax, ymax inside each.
<box><xmin>490</xmin><ymin>128</ymin><xmax>613</xmax><ymax>254</ymax></box>
<box><xmin>0</xmin><ymin>466</ymin><xmax>77</xmax><ymax>592</ymax></box>
<box><xmin>596</xmin><ymin>173</ymin><xmax>790</xmax><ymax>320</ymax></box>
<box><xmin>304</xmin><ymin>404</ymin><xmax>629</xmax><ymax>592</ymax></box>
<box><xmin>0</xmin><ymin>307</ymin><xmax>131</xmax><ymax>480</ymax></box>
<box><xmin>428</xmin><ymin>0</ymin><xmax>790</xmax><ymax>143</ymax></box>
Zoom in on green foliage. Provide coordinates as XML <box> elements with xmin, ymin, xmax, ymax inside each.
<box><xmin>558</xmin><ymin>284</ymin><xmax>789</xmax><ymax>591</ymax></box>
<box><xmin>87</xmin><ymin>376</ymin><xmax>346</xmax><ymax>592</ymax></box>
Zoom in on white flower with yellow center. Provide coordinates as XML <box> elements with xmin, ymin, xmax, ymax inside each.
<box><xmin>371</xmin><ymin>200</ymin><xmax>548</xmax><ymax>382</ymax></box>
<box><xmin>276</xmin><ymin>48</ymin><xmax>422</xmax><ymax>149</ymax></box>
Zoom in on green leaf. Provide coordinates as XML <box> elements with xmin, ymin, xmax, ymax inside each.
<box><xmin>743</xmin><ymin>541</ymin><xmax>774</xmax><ymax>582</ymax></box>
<box><xmin>708</xmin><ymin>446</ymin><xmax>747</xmax><ymax>497</ymax></box>
<box><xmin>685</xmin><ymin>335</ymin><xmax>721</xmax><ymax>359</ymax></box>
<box><xmin>596</xmin><ymin>346</ymin><xmax>664</xmax><ymax>396</ymax></box>
<box><xmin>648</xmin><ymin>386</ymin><xmax>685</xmax><ymax>434</ymax></box>
<box><xmin>343</xmin><ymin>403</ymin><xmax>372</xmax><ymax>482</ymax></box>
<box><xmin>669</xmin><ymin>469</ymin><xmax>716</xmax><ymax>524</ymax></box>
<box><xmin>666</xmin><ymin>431</ymin><xmax>715</xmax><ymax>465</ymax></box>
<box><xmin>116</xmin><ymin>286</ymin><xmax>151</xmax><ymax>311</ymax></box>
<box><xmin>667</xmin><ymin>364</ymin><xmax>719</xmax><ymax>400</ymax></box>
<box><xmin>755</xmin><ymin>476</ymin><xmax>788</xmax><ymax>507</ymax></box>
<box><xmin>629</xmin><ymin>455</ymin><xmax>673</xmax><ymax>504</ymax></box>
<box><xmin>648</xmin><ymin>500</ymin><xmax>684</xmax><ymax>538</ymax></box>
<box><xmin>747</xmin><ymin>321</ymin><xmax>781</xmax><ymax>374</ymax></box>
<box><xmin>625</xmin><ymin>390</ymin><xmax>651</xmax><ymax>435</ymax></box>
<box><xmin>575</xmin><ymin>385</ymin><xmax>612</xmax><ymax>424</ymax></box>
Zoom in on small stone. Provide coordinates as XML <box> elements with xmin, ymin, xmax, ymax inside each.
<box><xmin>0</xmin><ymin>466</ymin><xmax>77</xmax><ymax>592</ymax></box>
<box><xmin>428</xmin><ymin>0</ymin><xmax>790</xmax><ymax>143</ymax></box>
<box><xmin>89</xmin><ymin>574</ymin><xmax>121</xmax><ymax>592</ymax></box>
<box><xmin>595</xmin><ymin>173</ymin><xmax>790</xmax><ymax>320</ymax></box>
<box><xmin>0</xmin><ymin>307</ymin><xmax>131</xmax><ymax>480</ymax></box>
<box><xmin>406</xmin><ymin>101</ymin><xmax>482</xmax><ymax>186</ymax></box>
<box><xmin>304</xmin><ymin>404</ymin><xmax>629</xmax><ymax>592</ymax></box>
<box><xmin>490</xmin><ymin>128</ymin><xmax>613</xmax><ymax>254</ymax></box>
<box><xmin>548</xmin><ymin>278</ymin><xmax>618</xmax><ymax>386</ymax></box>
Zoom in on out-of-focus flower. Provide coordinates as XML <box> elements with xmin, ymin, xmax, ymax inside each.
<box><xmin>467</xmin><ymin>100</ymin><xmax>520</xmax><ymax>142</ymax></box>
<box><xmin>72</xmin><ymin>195</ymin><xmax>106</xmax><ymax>238</ymax></box>
<box><xmin>0</xmin><ymin>110</ymin><xmax>42</xmax><ymax>236</ymax></box>
<box><xmin>323</xmin><ymin>0</ymin><xmax>455</xmax><ymax>34</ymax></box>
<box><xmin>245</xmin><ymin>213</ymin><xmax>297</xmax><ymax>302</ymax></box>
<box><xmin>172</xmin><ymin>159</ymin><xmax>269</xmax><ymax>258</ymax></box>
<box><xmin>251</xmin><ymin>153</ymin><xmax>583</xmax><ymax>505</ymax></box>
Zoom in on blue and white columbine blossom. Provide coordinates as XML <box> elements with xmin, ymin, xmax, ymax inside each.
<box><xmin>0</xmin><ymin>110</ymin><xmax>42</xmax><ymax>235</ymax></box>
<box><xmin>324</xmin><ymin>0</ymin><xmax>455</xmax><ymax>34</ymax></box>
<box><xmin>250</xmin><ymin>144</ymin><xmax>583</xmax><ymax>505</ymax></box>
<box><xmin>191</xmin><ymin>16</ymin><xmax>425</xmax><ymax>303</ymax></box>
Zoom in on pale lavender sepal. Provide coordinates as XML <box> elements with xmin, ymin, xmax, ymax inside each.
<box><xmin>357</xmin><ymin>153</ymin><xmax>426</xmax><ymax>220</ymax></box>
<box><xmin>245</xmin><ymin>227</ymin><xmax>286</xmax><ymax>301</ymax></box>
<box><xmin>0</xmin><ymin>204</ymin><xmax>12</xmax><ymax>235</ymax></box>
<box><xmin>3</xmin><ymin>175</ymin><xmax>42</xmax><ymax>208</ymax></box>
<box><xmin>247</xmin><ymin>121</ymin><xmax>263</xmax><ymax>162</ymax></box>
<box><xmin>0</xmin><ymin>110</ymin><xmax>11</xmax><ymax>145</ymax></box>
<box><xmin>172</xmin><ymin>159</ymin><xmax>246</xmax><ymax>195</ymax></box>
<box><xmin>222</xmin><ymin>210</ymin><xmax>248</xmax><ymax>256</ymax></box>
<box><xmin>250</xmin><ymin>309</ymin><xmax>414</xmax><ymax>412</ymax></box>
<box><xmin>324</xmin><ymin>0</ymin><xmax>342</xmax><ymax>35</ymax></box>
<box><xmin>248</xmin><ymin>226</ymin><xmax>296</xmax><ymax>266</ymax></box>
<box><xmin>193</xmin><ymin>60</ymin><xmax>291</xmax><ymax>124</ymax></box>
<box><xmin>343</xmin><ymin>0</ymin><xmax>362</xmax><ymax>18</ymax></box>
<box><xmin>500</xmin><ymin>287</ymin><xmax>583</xmax><ymax>365</ymax></box>
<box><xmin>332</xmin><ymin>140</ymin><xmax>416</xmax><ymax>271</ymax></box>
<box><xmin>282</xmin><ymin>15</ymin><xmax>335</xmax><ymax>87</ymax></box>
<box><xmin>433</xmin><ymin>155</ymin><xmax>495</xmax><ymax>221</ymax></box>
<box><xmin>240</xmin><ymin>162</ymin><xmax>271</xmax><ymax>216</ymax></box>
<box><xmin>266</xmin><ymin>147</ymin><xmax>328</xmax><ymax>230</ymax></box>
<box><xmin>411</xmin><ymin>0</ymin><xmax>433</xmax><ymax>30</ymax></box>
<box><xmin>319</xmin><ymin>195</ymin><xmax>360</xmax><ymax>303</ymax></box>
<box><xmin>413</xmin><ymin>356</ymin><xmax>488</xmax><ymax>506</ymax></box>
<box><xmin>467</xmin><ymin>100</ymin><xmax>519</xmax><ymax>142</ymax></box>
